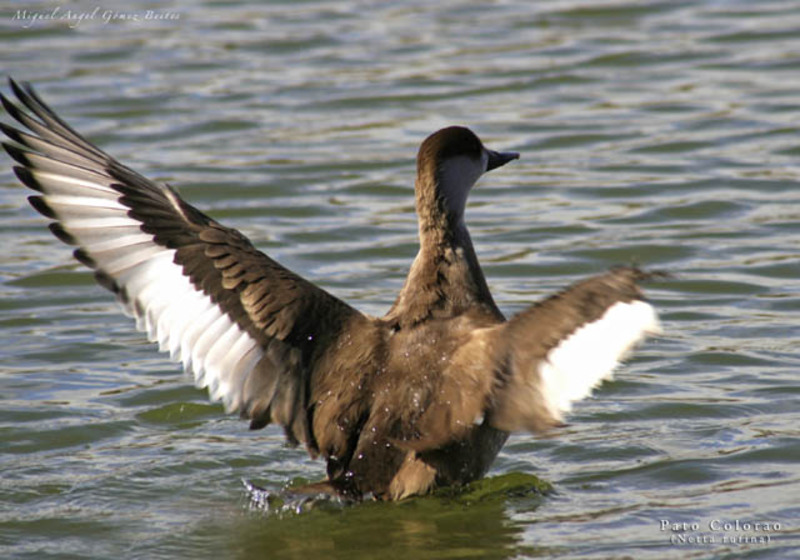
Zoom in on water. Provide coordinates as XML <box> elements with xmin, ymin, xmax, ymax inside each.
<box><xmin>1</xmin><ymin>1</ymin><xmax>799</xmax><ymax>558</ymax></box>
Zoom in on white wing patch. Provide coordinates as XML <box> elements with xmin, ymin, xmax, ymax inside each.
<box><xmin>27</xmin><ymin>165</ymin><xmax>264</xmax><ymax>412</ymax></box>
<box><xmin>539</xmin><ymin>300</ymin><xmax>660</xmax><ymax>421</ymax></box>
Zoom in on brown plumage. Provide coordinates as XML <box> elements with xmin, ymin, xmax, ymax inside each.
<box><xmin>2</xmin><ymin>78</ymin><xmax>661</xmax><ymax>500</ymax></box>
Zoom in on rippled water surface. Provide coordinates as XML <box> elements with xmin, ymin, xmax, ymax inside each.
<box><xmin>2</xmin><ymin>1</ymin><xmax>800</xmax><ymax>558</ymax></box>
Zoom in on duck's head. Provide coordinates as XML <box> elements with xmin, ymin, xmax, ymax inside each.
<box><xmin>416</xmin><ymin>126</ymin><xmax>519</xmax><ymax>224</ymax></box>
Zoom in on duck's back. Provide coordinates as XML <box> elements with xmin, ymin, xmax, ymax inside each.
<box><xmin>315</xmin><ymin>307</ymin><xmax>508</xmax><ymax>500</ymax></box>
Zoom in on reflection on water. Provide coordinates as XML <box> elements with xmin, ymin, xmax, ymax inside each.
<box><xmin>2</xmin><ymin>0</ymin><xmax>800</xmax><ymax>558</ymax></box>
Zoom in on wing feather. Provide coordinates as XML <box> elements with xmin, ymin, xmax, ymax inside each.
<box><xmin>2</xmin><ymin>78</ymin><xmax>366</xmax><ymax>452</ymax></box>
<box><xmin>489</xmin><ymin>267</ymin><xmax>662</xmax><ymax>433</ymax></box>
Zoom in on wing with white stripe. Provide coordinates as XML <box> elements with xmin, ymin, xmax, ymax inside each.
<box><xmin>489</xmin><ymin>267</ymin><xmax>661</xmax><ymax>433</ymax></box>
<box><xmin>1</xmin><ymin>78</ymin><xmax>365</xmax><ymax>450</ymax></box>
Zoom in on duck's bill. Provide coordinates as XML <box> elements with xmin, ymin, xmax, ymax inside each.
<box><xmin>486</xmin><ymin>150</ymin><xmax>520</xmax><ymax>171</ymax></box>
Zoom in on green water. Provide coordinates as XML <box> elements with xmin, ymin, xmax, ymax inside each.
<box><xmin>2</xmin><ymin>1</ymin><xmax>799</xmax><ymax>558</ymax></box>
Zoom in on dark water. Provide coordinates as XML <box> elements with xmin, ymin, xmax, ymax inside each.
<box><xmin>2</xmin><ymin>1</ymin><xmax>799</xmax><ymax>558</ymax></box>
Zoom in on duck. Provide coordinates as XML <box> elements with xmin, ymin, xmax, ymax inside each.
<box><xmin>1</xmin><ymin>78</ymin><xmax>661</xmax><ymax>501</ymax></box>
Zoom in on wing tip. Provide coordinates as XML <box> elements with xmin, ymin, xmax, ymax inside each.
<box><xmin>49</xmin><ymin>222</ymin><xmax>77</xmax><ymax>245</ymax></box>
<box><xmin>0</xmin><ymin>86</ymin><xmax>33</xmax><ymax>128</ymax></box>
<box><xmin>8</xmin><ymin>77</ymin><xmax>44</xmax><ymax>119</ymax></box>
<box><xmin>3</xmin><ymin>142</ymin><xmax>31</xmax><ymax>166</ymax></box>
<box><xmin>8</xmin><ymin>76</ymin><xmax>26</xmax><ymax>101</ymax></box>
<box><xmin>609</xmin><ymin>264</ymin><xmax>671</xmax><ymax>281</ymax></box>
<box><xmin>15</xmin><ymin>167</ymin><xmax>45</xmax><ymax>193</ymax></box>
<box><xmin>0</xmin><ymin>122</ymin><xmax>27</xmax><ymax>148</ymax></box>
<box><xmin>27</xmin><ymin>194</ymin><xmax>56</xmax><ymax>218</ymax></box>
<box><xmin>74</xmin><ymin>247</ymin><xmax>96</xmax><ymax>268</ymax></box>
<box><xmin>0</xmin><ymin>89</ymin><xmax>18</xmax><ymax>119</ymax></box>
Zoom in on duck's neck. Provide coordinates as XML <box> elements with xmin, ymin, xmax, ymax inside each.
<box><xmin>385</xmin><ymin>175</ymin><xmax>502</xmax><ymax>327</ymax></box>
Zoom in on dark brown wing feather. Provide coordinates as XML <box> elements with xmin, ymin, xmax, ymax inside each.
<box><xmin>488</xmin><ymin>267</ymin><xmax>662</xmax><ymax>433</ymax></box>
<box><xmin>1</xmin><ymin>78</ymin><xmax>365</xmax><ymax>452</ymax></box>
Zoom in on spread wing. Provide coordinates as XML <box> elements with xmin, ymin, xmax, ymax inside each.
<box><xmin>488</xmin><ymin>267</ymin><xmax>662</xmax><ymax>433</ymax></box>
<box><xmin>1</xmin><ymin>78</ymin><xmax>366</xmax><ymax>451</ymax></box>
